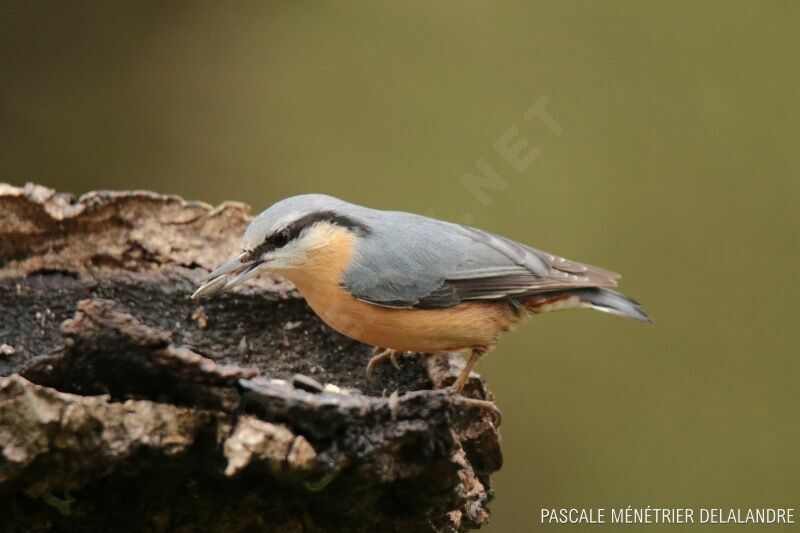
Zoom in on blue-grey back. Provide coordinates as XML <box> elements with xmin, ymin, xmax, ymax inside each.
<box><xmin>339</xmin><ymin>201</ymin><xmax>620</xmax><ymax>308</ymax></box>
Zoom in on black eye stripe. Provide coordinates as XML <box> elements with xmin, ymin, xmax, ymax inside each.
<box><xmin>284</xmin><ymin>210</ymin><xmax>370</xmax><ymax>238</ymax></box>
<box><xmin>247</xmin><ymin>210</ymin><xmax>370</xmax><ymax>260</ymax></box>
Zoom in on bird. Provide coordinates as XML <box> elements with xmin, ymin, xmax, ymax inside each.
<box><xmin>192</xmin><ymin>194</ymin><xmax>649</xmax><ymax>395</ymax></box>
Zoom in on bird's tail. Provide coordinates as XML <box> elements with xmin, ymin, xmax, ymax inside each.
<box><xmin>522</xmin><ymin>288</ymin><xmax>651</xmax><ymax>323</ymax></box>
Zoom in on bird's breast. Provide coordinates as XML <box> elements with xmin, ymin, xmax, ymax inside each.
<box><xmin>297</xmin><ymin>281</ymin><xmax>517</xmax><ymax>353</ymax></box>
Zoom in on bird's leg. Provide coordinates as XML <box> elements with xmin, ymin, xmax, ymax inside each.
<box><xmin>449</xmin><ymin>348</ymin><xmax>501</xmax><ymax>425</ymax></box>
<box><xmin>452</xmin><ymin>348</ymin><xmax>485</xmax><ymax>393</ymax></box>
<box><xmin>366</xmin><ymin>347</ymin><xmax>401</xmax><ymax>378</ymax></box>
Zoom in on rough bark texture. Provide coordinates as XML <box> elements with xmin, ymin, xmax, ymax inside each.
<box><xmin>0</xmin><ymin>183</ymin><xmax>502</xmax><ymax>533</ymax></box>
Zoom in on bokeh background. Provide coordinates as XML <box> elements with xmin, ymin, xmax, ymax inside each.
<box><xmin>2</xmin><ymin>2</ymin><xmax>798</xmax><ymax>531</ymax></box>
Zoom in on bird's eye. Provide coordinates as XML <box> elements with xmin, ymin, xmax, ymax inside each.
<box><xmin>273</xmin><ymin>229</ymin><xmax>291</xmax><ymax>248</ymax></box>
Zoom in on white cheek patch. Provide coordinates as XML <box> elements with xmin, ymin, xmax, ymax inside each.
<box><xmin>261</xmin><ymin>222</ymin><xmax>340</xmax><ymax>270</ymax></box>
<box><xmin>263</xmin><ymin>233</ymin><xmax>316</xmax><ymax>269</ymax></box>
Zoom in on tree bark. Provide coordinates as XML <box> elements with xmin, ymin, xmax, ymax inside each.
<box><xmin>0</xmin><ymin>183</ymin><xmax>502</xmax><ymax>533</ymax></box>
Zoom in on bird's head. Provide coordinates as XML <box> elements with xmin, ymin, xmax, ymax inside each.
<box><xmin>192</xmin><ymin>194</ymin><xmax>369</xmax><ymax>299</ymax></box>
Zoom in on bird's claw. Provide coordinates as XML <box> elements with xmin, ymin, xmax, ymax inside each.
<box><xmin>450</xmin><ymin>393</ymin><xmax>502</xmax><ymax>427</ymax></box>
<box><xmin>389</xmin><ymin>350</ymin><xmax>400</xmax><ymax>370</ymax></box>
<box><xmin>366</xmin><ymin>347</ymin><xmax>402</xmax><ymax>379</ymax></box>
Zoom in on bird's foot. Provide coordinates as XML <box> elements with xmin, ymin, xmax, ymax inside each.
<box><xmin>366</xmin><ymin>347</ymin><xmax>402</xmax><ymax>378</ymax></box>
<box><xmin>450</xmin><ymin>393</ymin><xmax>502</xmax><ymax>427</ymax></box>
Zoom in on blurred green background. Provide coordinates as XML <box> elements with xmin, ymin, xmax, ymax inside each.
<box><xmin>2</xmin><ymin>1</ymin><xmax>798</xmax><ymax>531</ymax></box>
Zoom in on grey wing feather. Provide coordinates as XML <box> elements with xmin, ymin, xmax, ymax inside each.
<box><xmin>342</xmin><ymin>209</ymin><xmax>619</xmax><ymax>309</ymax></box>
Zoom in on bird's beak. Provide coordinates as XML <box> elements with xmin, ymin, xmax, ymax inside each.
<box><xmin>191</xmin><ymin>252</ymin><xmax>266</xmax><ymax>299</ymax></box>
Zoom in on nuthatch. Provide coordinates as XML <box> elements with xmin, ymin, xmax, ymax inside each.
<box><xmin>193</xmin><ymin>194</ymin><xmax>649</xmax><ymax>394</ymax></box>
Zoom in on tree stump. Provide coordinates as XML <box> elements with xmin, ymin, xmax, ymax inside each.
<box><xmin>0</xmin><ymin>183</ymin><xmax>502</xmax><ymax>532</ymax></box>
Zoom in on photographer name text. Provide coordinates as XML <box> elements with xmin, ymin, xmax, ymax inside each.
<box><xmin>540</xmin><ymin>507</ymin><xmax>795</xmax><ymax>525</ymax></box>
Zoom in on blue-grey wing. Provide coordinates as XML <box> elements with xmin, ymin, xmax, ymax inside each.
<box><xmin>342</xmin><ymin>211</ymin><xmax>619</xmax><ymax>309</ymax></box>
